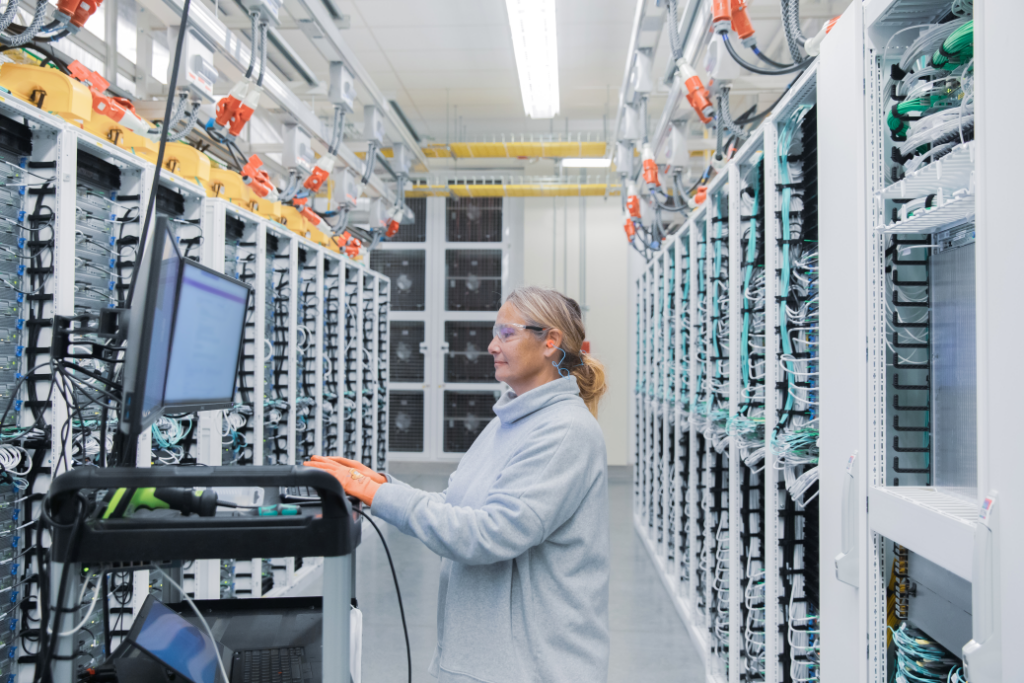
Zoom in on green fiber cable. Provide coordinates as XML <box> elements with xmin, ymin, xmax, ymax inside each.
<box><xmin>932</xmin><ymin>20</ymin><xmax>973</xmax><ymax>70</ymax></box>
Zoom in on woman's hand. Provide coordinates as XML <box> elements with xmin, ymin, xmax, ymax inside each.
<box><xmin>303</xmin><ymin>458</ymin><xmax>382</xmax><ymax>506</ymax></box>
<box><xmin>308</xmin><ymin>455</ymin><xmax>387</xmax><ymax>484</ymax></box>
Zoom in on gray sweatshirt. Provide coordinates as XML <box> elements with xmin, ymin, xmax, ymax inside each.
<box><xmin>370</xmin><ymin>376</ymin><xmax>610</xmax><ymax>683</ymax></box>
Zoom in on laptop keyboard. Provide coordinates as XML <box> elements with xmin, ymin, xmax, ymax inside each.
<box><xmin>236</xmin><ymin>647</ymin><xmax>312</xmax><ymax>683</ymax></box>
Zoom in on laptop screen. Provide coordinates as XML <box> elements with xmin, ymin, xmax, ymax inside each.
<box><xmin>129</xmin><ymin>597</ymin><xmax>222</xmax><ymax>683</ymax></box>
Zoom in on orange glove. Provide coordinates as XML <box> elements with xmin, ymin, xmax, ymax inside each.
<box><xmin>307</xmin><ymin>455</ymin><xmax>386</xmax><ymax>484</ymax></box>
<box><xmin>303</xmin><ymin>458</ymin><xmax>382</xmax><ymax>506</ymax></box>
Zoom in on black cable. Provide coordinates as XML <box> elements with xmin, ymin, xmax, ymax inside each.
<box><xmin>355</xmin><ymin>508</ymin><xmax>410</xmax><ymax>683</ymax></box>
<box><xmin>752</xmin><ymin>45</ymin><xmax>792</xmax><ymax>69</ymax></box>
<box><xmin>721</xmin><ymin>33</ymin><xmax>811</xmax><ymax>76</ymax></box>
<box><xmin>124</xmin><ymin>0</ymin><xmax>193</xmax><ymax>310</ymax></box>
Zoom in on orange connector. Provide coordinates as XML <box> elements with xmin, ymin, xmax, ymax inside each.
<box><xmin>67</xmin><ymin>61</ymin><xmax>150</xmax><ymax>135</ymax></box>
<box><xmin>345</xmin><ymin>238</ymin><xmax>362</xmax><ymax>259</ymax></box>
<box><xmin>215</xmin><ymin>81</ymin><xmax>261</xmax><ymax>137</ymax></box>
<box><xmin>676</xmin><ymin>60</ymin><xmax>713</xmax><ymax>124</ymax></box>
<box><xmin>302</xmin><ymin>156</ymin><xmax>335</xmax><ymax>194</ymax></box>
<box><xmin>730</xmin><ymin>0</ymin><xmax>755</xmax><ymax>42</ymax></box>
<box><xmin>57</xmin><ymin>0</ymin><xmax>104</xmax><ymax>28</ymax></box>
<box><xmin>624</xmin><ymin>219</ymin><xmax>636</xmax><ymax>241</ymax></box>
<box><xmin>291</xmin><ymin>196</ymin><xmax>321</xmax><ymax>226</ymax></box>
<box><xmin>711</xmin><ymin>0</ymin><xmax>732</xmax><ymax>32</ymax></box>
<box><xmin>241</xmin><ymin>155</ymin><xmax>278</xmax><ymax>201</ymax></box>
<box><xmin>626</xmin><ymin>182</ymin><xmax>641</xmax><ymax>219</ymax></box>
<box><xmin>641</xmin><ymin>143</ymin><xmax>660</xmax><ymax>187</ymax></box>
<box><xmin>385</xmin><ymin>207</ymin><xmax>403</xmax><ymax>238</ymax></box>
<box><xmin>693</xmin><ymin>185</ymin><xmax>708</xmax><ymax>205</ymax></box>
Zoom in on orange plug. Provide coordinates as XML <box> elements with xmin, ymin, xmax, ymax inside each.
<box><xmin>711</xmin><ymin>0</ymin><xmax>732</xmax><ymax>32</ymax></box>
<box><xmin>693</xmin><ymin>185</ymin><xmax>708</xmax><ymax>205</ymax></box>
<box><xmin>641</xmin><ymin>143</ymin><xmax>660</xmax><ymax>187</ymax></box>
<box><xmin>730</xmin><ymin>0</ymin><xmax>755</xmax><ymax>42</ymax></box>
<box><xmin>241</xmin><ymin>155</ymin><xmax>278</xmax><ymax>201</ymax></box>
<box><xmin>626</xmin><ymin>182</ymin><xmax>641</xmax><ymax>219</ymax></box>
<box><xmin>624</xmin><ymin>219</ymin><xmax>636</xmax><ymax>241</ymax></box>
<box><xmin>345</xmin><ymin>238</ymin><xmax>361</xmax><ymax>258</ymax></box>
<box><xmin>67</xmin><ymin>61</ymin><xmax>150</xmax><ymax>135</ymax></box>
<box><xmin>57</xmin><ymin>0</ymin><xmax>104</xmax><ymax>28</ymax></box>
<box><xmin>302</xmin><ymin>156</ymin><xmax>335</xmax><ymax>194</ymax></box>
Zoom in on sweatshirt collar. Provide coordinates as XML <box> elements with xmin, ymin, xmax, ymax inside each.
<box><xmin>492</xmin><ymin>376</ymin><xmax>581</xmax><ymax>425</ymax></box>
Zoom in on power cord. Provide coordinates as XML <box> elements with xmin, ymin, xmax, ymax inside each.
<box><xmin>356</xmin><ymin>508</ymin><xmax>411</xmax><ymax>683</ymax></box>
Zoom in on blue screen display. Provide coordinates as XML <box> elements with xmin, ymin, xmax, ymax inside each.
<box><xmin>133</xmin><ymin>600</ymin><xmax>220</xmax><ymax>683</ymax></box>
<box><xmin>163</xmin><ymin>262</ymin><xmax>249</xmax><ymax>405</ymax></box>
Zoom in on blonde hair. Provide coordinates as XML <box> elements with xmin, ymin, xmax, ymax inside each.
<box><xmin>505</xmin><ymin>286</ymin><xmax>608</xmax><ymax>417</ymax></box>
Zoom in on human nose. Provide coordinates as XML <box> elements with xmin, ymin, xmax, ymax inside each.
<box><xmin>488</xmin><ymin>335</ymin><xmax>501</xmax><ymax>355</ymax></box>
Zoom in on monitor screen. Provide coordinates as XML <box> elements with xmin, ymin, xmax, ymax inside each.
<box><xmin>163</xmin><ymin>262</ymin><xmax>249</xmax><ymax>407</ymax></box>
<box><xmin>130</xmin><ymin>598</ymin><xmax>221</xmax><ymax>683</ymax></box>
<box><xmin>139</xmin><ymin>228</ymin><xmax>182</xmax><ymax>426</ymax></box>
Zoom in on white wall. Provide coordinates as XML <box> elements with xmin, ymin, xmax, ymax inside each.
<box><xmin>517</xmin><ymin>195</ymin><xmax>630</xmax><ymax>466</ymax></box>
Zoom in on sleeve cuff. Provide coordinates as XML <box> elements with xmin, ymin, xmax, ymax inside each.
<box><xmin>368</xmin><ymin>483</ymin><xmax>413</xmax><ymax>529</ymax></box>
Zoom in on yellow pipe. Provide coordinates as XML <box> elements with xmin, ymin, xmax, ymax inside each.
<box><xmin>358</xmin><ymin>141</ymin><xmax>607</xmax><ymax>161</ymax></box>
<box><xmin>407</xmin><ymin>183</ymin><xmax>621</xmax><ymax>198</ymax></box>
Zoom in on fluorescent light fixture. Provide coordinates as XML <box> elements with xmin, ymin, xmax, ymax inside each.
<box><xmin>561</xmin><ymin>158</ymin><xmax>613</xmax><ymax>168</ymax></box>
<box><xmin>505</xmin><ymin>0</ymin><xmax>560</xmax><ymax>119</ymax></box>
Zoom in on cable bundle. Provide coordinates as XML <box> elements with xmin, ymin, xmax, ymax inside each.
<box><xmin>891</xmin><ymin>623</ymin><xmax>964</xmax><ymax>683</ymax></box>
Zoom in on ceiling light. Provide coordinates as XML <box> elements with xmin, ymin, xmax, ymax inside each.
<box><xmin>505</xmin><ymin>0</ymin><xmax>560</xmax><ymax>119</ymax></box>
<box><xmin>561</xmin><ymin>158</ymin><xmax>612</xmax><ymax>168</ymax></box>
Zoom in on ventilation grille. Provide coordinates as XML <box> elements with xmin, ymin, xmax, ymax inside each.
<box><xmin>156</xmin><ymin>185</ymin><xmax>186</xmax><ymax>218</ymax></box>
<box><xmin>445</xmin><ymin>321</ymin><xmax>495</xmax><ymax>383</ymax></box>
<box><xmin>445</xmin><ymin>249</ymin><xmax>502</xmax><ymax>311</ymax></box>
<box><xmin>390</xmin><ymin>321</ymin><xmax>425</xmax><ymax>382</ymax></box>
<box><xmin>931</xmin><ymin>240</ymin><xmax>977</xmax><ymax>499</ymax></box>
<box><xmin>388</xmin><ymin>197</ymin><xmax>427</xmax><ymax>242</ymax></box>
<box><xmin>443</xmin><ymin>390</ymin><xmax>500</xmax><ymax>453</ymax></box>
<box><xmin>77</xmin><ymin>150</ymin><xmax>121</xmax><ymax>192</ymax></box>
<box><xmin>803</xmin><ymin>497</ymin><xmax>820</xmax><ymax>613</ymax></box>
<box><xmin>370</xmin><ymin>250</ymin><xmax>426</xmax><ymax>311</ymax></box>
<box><xmin>447</xmin><ymin>197</ymin><xmax>503</xmax><ymax>242</ymax></box>
<box><xmin>389</xmin><ymin>391</ymin><xmax>424</xmax><ymax>452</ymax></box>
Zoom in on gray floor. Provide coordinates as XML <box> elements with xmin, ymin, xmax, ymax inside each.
<box><xmin>299</xmin><ymin>463</ymin><xmax>702</xmax><ymax>682</ymax></box>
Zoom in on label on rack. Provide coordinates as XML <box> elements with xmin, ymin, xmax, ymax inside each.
<box><xmin>846</xmin><ymin>450</ymin><xmax>857</xmax><ymax>475</ymax></box>
<box><xmin>979</xmin><ymin>495</ymin><xmax>995</xmax><ymax>522</ymax></box>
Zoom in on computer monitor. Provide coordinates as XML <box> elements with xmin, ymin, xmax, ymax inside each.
<box><xmin>126</xmin><ymin>595</ymin><xmax>226</xmax><ymax>683</ymax></box>
<box><xmin>120</xmin><ymin>216</ymin><xmax>251</xmax><ymax>437</ymax></box>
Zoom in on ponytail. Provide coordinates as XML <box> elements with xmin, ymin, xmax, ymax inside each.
<box><xmin>572</xmin><ymin>353</ymin><xmax>608</xmax><ymax>418</ymax></box>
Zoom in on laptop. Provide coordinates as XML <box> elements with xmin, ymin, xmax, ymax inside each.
<box><xmin>125</xmin><ymin>594</ymin><xmax>314</xmax><ymax>683</ymax></box>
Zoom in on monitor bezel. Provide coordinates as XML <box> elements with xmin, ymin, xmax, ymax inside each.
<box><xmin>120</xmin><ymin>217</ymin><xmax>183</xmax><ymax>438</ymax></box>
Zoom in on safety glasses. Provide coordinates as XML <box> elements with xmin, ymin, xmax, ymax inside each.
<box><xmin>492</xmin><ymin>322</ymin><xmax>546</xmax><ymax>343</ymax></box>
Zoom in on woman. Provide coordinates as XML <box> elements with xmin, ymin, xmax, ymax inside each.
<box><xmin>307</xmin><ymin>286</ymin><xmax>610</xmax><ymax>683</ymax></box>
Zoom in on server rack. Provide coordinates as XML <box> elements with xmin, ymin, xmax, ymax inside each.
<box><xmin>0</xmin><ymin>91</ymin><xmax>392</xmax><ymax>680</ymax></box>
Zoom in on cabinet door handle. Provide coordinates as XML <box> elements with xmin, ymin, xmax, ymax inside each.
<box><xmin>963</xmin><ymin>491</ymin><xmax>1002</xmax><ymax>682</ymax></box>
<box><xmin>834</xmin><ymin>450</ymin><xmax>859</xmax><ymax>588</ymax></box>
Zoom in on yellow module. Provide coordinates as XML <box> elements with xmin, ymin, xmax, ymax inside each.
<box><xmin>278</xmin><ymin>205</ymin><xmax>313</xmax><ymax>238</ymax></box>
<box><xmin>251</xmin><ymin>199</ymin><xmax>283</xmax><ymax>222</ymax></box>
<box><xmin>0</xmin><ymin>63</ymin><xmax>91</xmax><ymax>123</ymax></box>
<box><xmin>79</xmin><ymin>115</ymin><xmax>160</xmax><ymax>158</ymax></box>
<box><xmin>205</xmin><ymin>168</ymin><xmax>257</xmax><ymax>210</ymax></box>
<box><xmin>162</xmin><ymin>143</ymin><xmax>211</xmax><ymax>186</ymax></box>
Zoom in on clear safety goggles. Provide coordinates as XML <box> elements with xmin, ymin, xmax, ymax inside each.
<box><xmin>492</xmin><ymin>322</ymin><xmax>546</xmax><ymax>343</ymax></box>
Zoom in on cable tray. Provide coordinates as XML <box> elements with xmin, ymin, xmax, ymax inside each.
<box><xmin>876</xmin><ymin>193</ymin><xmax>975</xmax><ymax>235</ymax></box>
<box><xmin>881</xmin><ymin>142</ymin><xmax>975</xmax><ymax>200</ymax></box>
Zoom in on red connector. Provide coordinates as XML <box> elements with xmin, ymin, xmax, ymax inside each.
<box><xmin>291</xmin><ymin>196</ymin><xmax>321</xmax><ymax>226</ymax></box>
<box><xmin>215</xmin><ymin>81</ymin><xmax>261</xmax><ymax>137</ymax></box>
<box><xmin>626</xmin><ymin>182</ymin><xmax>641</xmax><ymax>219</ymax></box>
<box><xmin>67</xmin><ymin>61</ymin><xmax>150</xmax><ymax>135</ymax></box>
<box><xmin>676</xmin><ymin>60</ymin><xmax>714</xmax><ymax>124</ymax></box>
<box><xmin>241</xmin><ymin>155</ymin><xmax>278</xmax><ymax>201</ymax></box>
<box><xmin>693</xmin><ymin>185</ymin><xmax>708</xmax><ymax>205</ymax></box>
<box><xmin>57</xmin><ymin>0</ymin><xmax>104</xmax><ymax>28</ymax></box>
<box><xmin>711</xmin><ymin>0</ymin><xmax>732</xmax><ymax>32</ymax></box>
<box><xmin>624</xmin><ymin>219</ymin><xmax>636</xmax><ymax>241</ymax></box>
<box><xmin>345</xmin><ymin>238</ymin><xmax>362</xmax><ymax>259</ymax></box>
<box><xmin>641</xmin><ymin>144</ymin><xmax>660</xmax><ymax>187</ymax></box>
<box><xmin>303</xmin><ymin>156</ymin><xmax>335</xmax><ymax>194</ymax></box>
<box><xmin>385</xmin><ymin>207</ymin><xmax>403</xmax><ymax>238</ymax></box>
<box><xmin>730</xmin><ymin>0</ymin><xmax>755</xmax><ymax>42</ymax></box>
